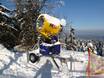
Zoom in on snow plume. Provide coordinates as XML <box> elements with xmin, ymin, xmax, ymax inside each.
<box><xmin>60</xmin><ymin>19</ymin><xmax>66</xmax><ymax>26</ymax></box>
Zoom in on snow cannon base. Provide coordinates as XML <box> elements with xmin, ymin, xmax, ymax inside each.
<box><xmin>39</xmin><ymin>42</ymin><xmax>61</xmax><ymax>55</ymax></box>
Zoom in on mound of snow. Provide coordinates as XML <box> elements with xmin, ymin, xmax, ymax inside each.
<box><xmin>0</xmin><ymin>44</ymin><xmax>89</xmax><ymax>78</ymax></box>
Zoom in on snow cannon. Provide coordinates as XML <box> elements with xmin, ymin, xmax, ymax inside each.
<box><xmin>36</xmin><ymin>14</ymin><xmax>64</xmax><ymax>39</ymax></box>
<box><xmin>36</xmin><ymin>14</ymin><xmax>66</xmax><ymax>55</ymax></box>
<box><xmin>29</xmin><ymin>14</ymin><xmax>66</xmax><ymax>63</ymax></box>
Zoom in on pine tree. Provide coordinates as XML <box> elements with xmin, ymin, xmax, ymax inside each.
<box><xmin>15</xmin><ymin>0</ymin><xmax>47</xmax><ymax>48</ymax></box>
<box><xmin>65</xmin><ymin>26</ymin><xmax>77</xmax><ymax>50</ymax></box>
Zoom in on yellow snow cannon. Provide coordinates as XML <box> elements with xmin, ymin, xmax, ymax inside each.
<box><xmin>36</xmin><ymin>14</ymin><xmax>65</xmax><ymax>39</ymax></box>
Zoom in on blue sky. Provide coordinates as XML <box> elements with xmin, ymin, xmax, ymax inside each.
<box><xmin>54</xmin><ymin>0</ymin><xmax>104</xmax><ymax>30</ymax></box>
<box><xmin>0</xmin><ymin>0</ymin><xmax>15</xmax><ymax>9</ymax></box>
<box><xmin>1</xmin><ymin>0</ymin><xmax>104</xmax><ymax>31</ymax></box>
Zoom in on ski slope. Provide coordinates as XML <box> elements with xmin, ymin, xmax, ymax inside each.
<box><xmin>0</xmin><ymin>44</ymin><xmax>90</xmax><ymax>78</ymax></box>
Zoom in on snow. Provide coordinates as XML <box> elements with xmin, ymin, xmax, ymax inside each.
<box><xmin>0</xmin><ymin>44</ymin><xmax>91</xmax><ymax>78</ymax></box>
<box><xmin>60</xmin><ymin>19</ymin><xmax>66</xmax><ymax>26</ymax></box>
<box><xmin>40</xmin><ymin>14</ymin><xmax>61</xmax><ymax>26</ymax></box>
<box><xmin>0</xmin><ymin>11</ymin><xmax>11</xmax><ymax>17</ymax></box>
<box><xmin>42</xmin><ymin>43</ymin><xmax>53</xmax><ymax>47</ymax></box>
<box><xmin>41</xmin><ymin>42</ymin><xmax>61</xmax><ymax>47</ymax></box>
<box><xmin>0</xmin><ymin>5</ymin><xmax>11</xmax><ymax>12</ymax></box>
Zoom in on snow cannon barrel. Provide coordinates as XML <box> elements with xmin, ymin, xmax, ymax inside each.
<box><xmin>36</xmin><ymin>14</ymin><xmax>65</xmax><ymax>39</ymax></box>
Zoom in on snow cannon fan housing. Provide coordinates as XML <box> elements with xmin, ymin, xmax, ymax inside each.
<box><xmin>36</xmin><ymin>14</ymin><xmax>63</xmax><ymax>39</ymax></box>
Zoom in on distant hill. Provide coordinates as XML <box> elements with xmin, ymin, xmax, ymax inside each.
<box><xmin>76</xmin><ymin>30</ymin><xmax>104</xmax><ymax>40</ymax></box>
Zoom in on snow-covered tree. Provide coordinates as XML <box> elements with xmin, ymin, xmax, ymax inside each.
<box><xmin>0</xmin><ymin>3</ymin><xmax>18</xmax><ymax>49</ymax></box>
<box><xmin>13</xmin><ymin>0</ymin><xmax>47</xmax><ymax>48</ymax></box>
<box><xmin>65</xmin><ymin>26</ymin><xmax>77</xmax><ymax>51</ymax></box>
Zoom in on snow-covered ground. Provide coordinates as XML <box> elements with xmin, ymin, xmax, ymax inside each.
<box><xmin>0</xmin><ymin>44</ymin><xmax>90</xmax><ymax>78</ymax></box>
